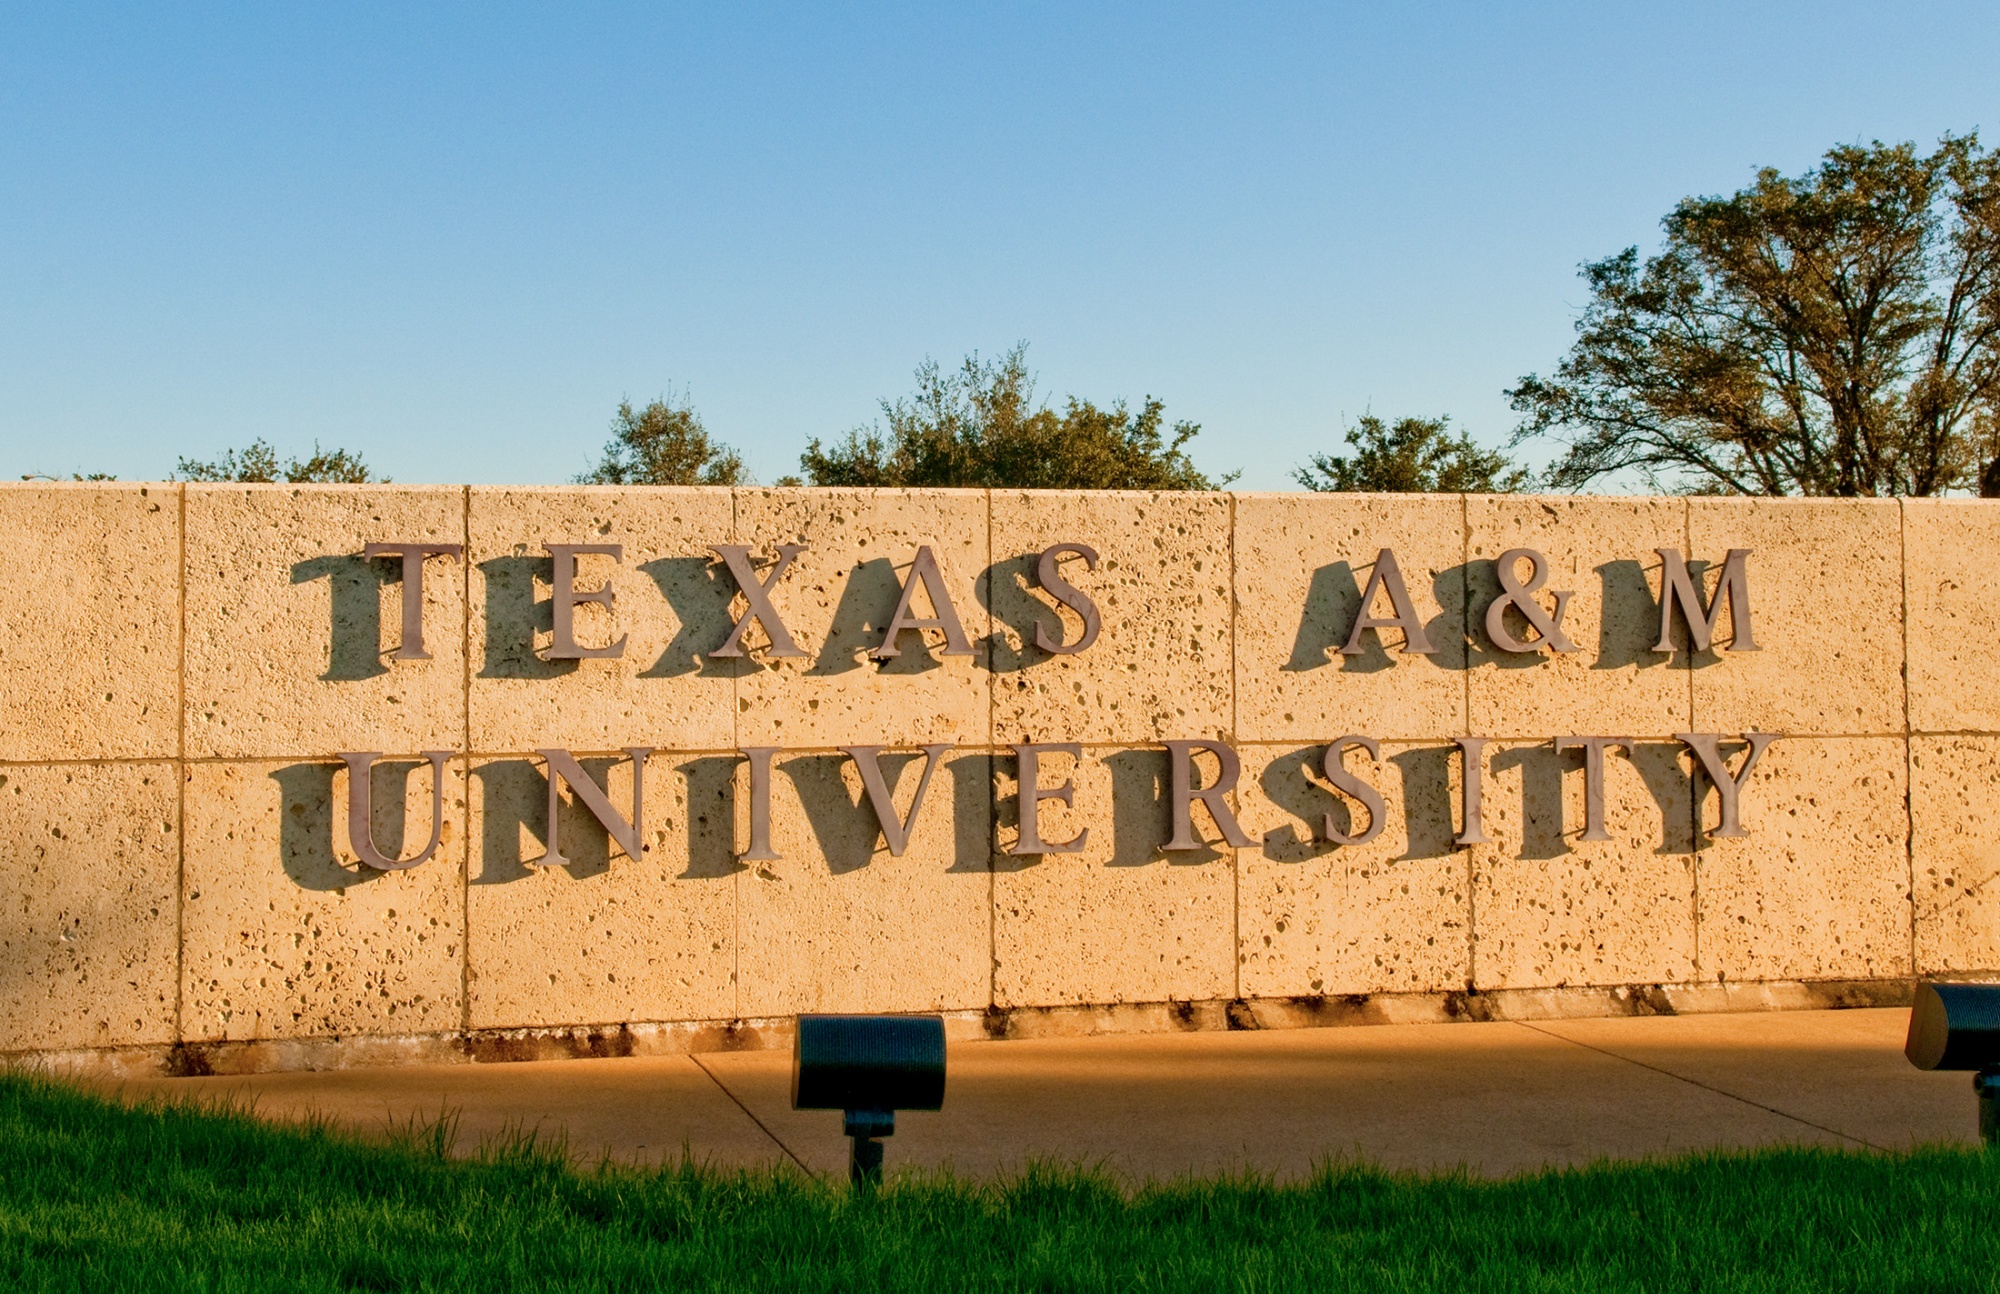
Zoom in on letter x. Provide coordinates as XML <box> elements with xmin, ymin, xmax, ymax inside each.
<box><xmin>709</xmin><ymin>544</ymin><xmax>806</xmax><ymax>657</ymax></box>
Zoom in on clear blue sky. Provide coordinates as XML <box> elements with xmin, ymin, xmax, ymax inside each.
<box><xmin>3</xmin><ymin>3</ymin><xmax>1995</xmax><ymax>488</ymax></box>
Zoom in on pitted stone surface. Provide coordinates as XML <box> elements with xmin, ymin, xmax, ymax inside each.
<box><xmin>1903</xmin><ymin>500</ymin><xmax>2000</xmax><ymax>734</ymax></box>
<box><xmin>1912</xmin><ymin>735</ymin><xmax>2000</xmax><ymax>975</ymax></box>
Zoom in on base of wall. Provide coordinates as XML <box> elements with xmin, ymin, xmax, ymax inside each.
<box><xmin>6</xmin><ymin>978</ymin><xmax>1924</xmax><ymax>1081</ymax></box>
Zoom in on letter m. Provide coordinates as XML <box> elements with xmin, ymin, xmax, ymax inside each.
<box><xmin>1653</xmin><ymin>548</ymin><xmax>1758</xmax><ymax>653</ymax></box>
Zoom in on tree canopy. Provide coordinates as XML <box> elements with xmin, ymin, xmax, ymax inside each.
<box><xmin>1294</xmin><ymin>414</ymin><xmax>1525</xmax><ymax>493</ymax></box>
<box><xmin>578</xmin><ymin>396</ymin><xmax>748</xmax><ymax>486</ymax></box>
<box><xmin>1510</xmin><ymin>134</ymin><xmax>2000</xmax><ymax>496</ymax></box>
<box><xmin>798</xmin><ymin>346</ymin><xmax>1232</xmax><ymax>490</ymax></box>
<box><xmin>175</xmin><ymin>440</ymin><xmax>379</xmax><ymax>483</ymax></box>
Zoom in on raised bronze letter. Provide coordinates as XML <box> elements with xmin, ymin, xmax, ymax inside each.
<box><xmin>1484</xmin><ymin>548</ymin><xmax>1578</xmax><ymax>654</ymax></box>
<box><xmin>1320</xmin><ymin>735</ymin><xmax>1385</xmax><ymax>846</ymax></box>
<box><xmin>842</xmin><ymin>744</ymin><xmax>951</xmax><ymax>857</ymax></box>
<box><xmin>1010</xmin><ymin>742</ymin><xmax>1089</xmax><ymax>855</ymax></box>
<box><xmin>871</xmin><ymin>545</ymin><xmax>973</xmax><ymax>659</ymax></box>
<box><xmin>1032</xmin><ymin>542</ymin><xmax>1102</xmax><ymax>655</ymax></box>
<box><xmin>739</xmin><ymin>746</ymin><xmax>781</xmax><ymax>862</ymax></box>
<box><xmin>1162</xmin><ymin>739</ymin><xmax>1255</xmax><ymax>851</ymax></box>
<box><xmin>1654</xmin><ymin>549</ymin><xmax>1758</xmax><ymax>653</ymax></box>
<box><xmin>1454</xmin><ymin>736</ymin><xmax>1490</xmax><ymax>846</ymax></box>
<box><xmin>544</xmin><ymin>544</ymin><xmax>628</xmax><ymax>659</ymax></box>
<box><xmin>1678</xmin><ymin>732</ymin><xmax>1780</xmax><ymax>838</ymax></box>
<box><xmin>1340</xmin><ymin>549</ymin><xmax>1435</xmax><ymax>655</ymax></box>
<box><xmin>1555</xmin><ymin>736</ymin><xmax>1634</xmax><ymax>842</ymax></box>
<box><xmin>536</xmin><ymin>747</ymin><xmax>651</xmax><ymax>865</ymax></box>
<box><xmin>338</xmin><ymin>751</ymin><xmax>452</xmax><ymax>870</ymax></box>
<box><xmin>710</xmin><ymin>544</ymin><xmax>806</xmax><ymax>658</ymax></box>
<box><xmin>361</xmin><ymin>542</ymin><xmax>463</xmax><ymax>661</ymax></box>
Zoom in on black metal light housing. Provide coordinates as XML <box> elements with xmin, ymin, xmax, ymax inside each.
<box><xmin>1906</xmin><ymin>982</ymin><xmax>2000</xmax><ymax>1146</ymax></box>
<box><xmin>792</xmin><ymin>1013</ymin><xmax>946</xmax><ymax>1185</ymax></box>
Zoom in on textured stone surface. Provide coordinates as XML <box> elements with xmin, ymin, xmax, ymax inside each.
<box><xmin>1904</xmin><ymin>500</ymin><xmax>2000</xmax><ymax>735</ymax></box>
<box><xmin>181</xmin><ymin>759</ymin><xmax>465</xmax><ymax>1041</ymax></box>
<box><xmin>1695</xmin><ymin>737</ymin><xmax>1909</xmax><ymax>983</ymax></box>
<box><xmin>1234</xmin><ymin>741</ymin><xmax>1469</xmax><ymax>998</ymax></box>
<box><xmin>991</xmin><ymin>491</ymin><xmax>1231</xmax><ymax>744</ymax></box>
<box><xmin>736</xmin><ymin>746</ymin><xmax>993</xmax><ymax>1016</ymax></box>
<box><xmin>0</xmin><ymin>484</ymin><xmax>179</xmax><ymax>762</ymax></box>
<box><xmin>732</xmin><ymin>489</ymin><xmax>989</xmax><ymax>748</ymax></box>
<box><xmin>467</xmin><ymin>487</ymin><xmax>736</xmax><ymax>754</ymax></box>
<box><xmin>184</xmin><ymin>485</ymin><xmax>466</xmax><ymax>759</ymax></box>
<box><xmin>1912</xmin><ymin>736</ymin><xmax>2000</xmax><ymax>974</ymax></box>
<box><xmin>1471</xmin><ymin>738</ymin><xmax>1697</xmax><ymax>989</ymax></box>
<box><xmin>1233</xmin><ymin>493</ymin><xmax>1465</xmax><ymax>743</ymax></box>
<box><xmin>465</xmin><ymin>750</ymin><xmax>738</xmax><ymax>1028</ymax></box>
<box><xmin>1467</xmin><ymin>496</ymin><xmax>1690</xmax><ymax>738</ymax></box>
<box><xmin>0</xmin><ymin>763</ymin><xmax>177</xmax><ymax>1050</ymax></box>
<box><xmin>1687</xmin><ymin>498</ymin><xmax>1902</xmax><ymax>736</ymax></box>
<box><xmin>993</xmin><ymin>744</ymin><xmax>1235</xmax><ymax>1006</ymax></box>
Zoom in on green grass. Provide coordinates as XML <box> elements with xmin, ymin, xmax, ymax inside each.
<box><xmin>0</xmin><ymin>1071</ymin><xmax>1994</xmax><ymax>1292</ymax></box>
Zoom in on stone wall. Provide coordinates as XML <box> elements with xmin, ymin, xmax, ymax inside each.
<box><xmin>2</xmin><ymin>483</ymin><xmax>1995</xmax><ymax>1074</ymax></box>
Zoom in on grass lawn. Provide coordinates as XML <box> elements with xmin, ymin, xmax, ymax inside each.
<box><xmin>0</xmin><ymin>1070</ymin><xmax>1994</xmax><ymax>1292</ymax></box>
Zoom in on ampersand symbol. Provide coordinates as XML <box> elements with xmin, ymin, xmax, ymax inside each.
<box><xmin>1485</xmin><ymin>548</ymin><xmax>1578</xmax><ymax>653</ymax></box>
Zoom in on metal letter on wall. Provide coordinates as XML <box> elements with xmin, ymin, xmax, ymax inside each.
<box><xmin>1654</xmin><ymin>549</ymin><xmax>1758</xmax><ymax>653</ymax></box>
<box><xmin>1340</xmin><ymin>549</ymin><xmax>1435</xmax><ymax>656</ymax></box>
<box><xmin>1010</xmin><ymin>743</ymin><xmax>1089</xmax><ymax>855</ymax></box>
<box><xmin>1320</xmin><ymin>735</ymin><xmax>1385</xmax><ymax>845</ymax></box>
<box><xmin>738</xmin><ymin>746</ymin><xmax>781</xmax><ymax>862</ymax></box>
<box><xmin>841</xmin><ymin>744</ymin><xmax>951</xmax><ymax>857</ymax></box>
<box><xmin>1162</xmin><ymin>739</ymin><xmax>1256</xmax><ymax>851</ymax></box>
<box><xmin>1554</xmin><ymin>736</ymin><xmax>1634</xmax><ymax>841</ymax></box>
<box><xmin>710</xmin><ymin>544</ymin><xmax>807</xmax><ymax>658</ymax></box>
<box><xmin>337</xmin><ymin>751</ymin><xmax>453</xmax><ymax>870</ymax></box>
<box><xmin>1677</xmin><ymin>732</ymin><xmax>1780</xmax><ymax>839</ymax></box>
<box><xmin>1454</xmin><ymin>736</ymin><xmax>1491</xmax><ymax>846</ymax></box>
<box><xmin>871</xmin><ymin>545</ymin><xmax>974</xmax><ymax>659</ymax></box>
<box><xmin>361</xmin><ymin>543</ymin><xmax>464</xmax><ymax>661</ymax></box>
<box><xmin>1484</xmin><ymin>548</ymin><xmax>1578</xmax><ymax>654</ymax></box>
<box><xmin>1032</xmin><ymin>543</ymin><xmax>1102</xmax><ymax>655</ymax></box>
<box><xmin>544</xmin><ymin>544</ymin><xmax>629</xmax><ymax>660</ymax></box>
<box><xmin>535</xmin><ymin>747</ymin><xmax>652</xmax><ymax>866</ymax></box>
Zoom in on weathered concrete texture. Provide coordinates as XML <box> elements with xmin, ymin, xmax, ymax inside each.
<box><xmin>1472</xmin><ymin>738</ymin><xmax>1697</xmax><ymax>989</ymax></box>
<box><xmin>1903</xmin><ymin>499</ymin><xmax>2000</xmax><ymax>735</ymax></box>
<box><xmin>991</xmin><ymin>491</ymin><xmax>1231</xmax><ymax>745</ymax></box>
<box><xmin>180</xmin><ymin>759</ymin><xmax>464</xmax><ymax>1042</ymax></box>
<box><xmin>1467</xmin><ymin>496</ymin><xmax>1690</xmax><ymax>737</ymax></box>
<box><xmin>183</xmin><ymin>485</ymin><xmax>467</xmax><ymax>759</ymax></box>
<box><xmin>1695</xmin><ymin>736</ymin><xmax>1910</xmax><ymax>983</ymax></box>
<box><xmin>0</xmin><ymin>485</ymin><xmax>180</xmax><ymax>762</ymax></box>
<box><xmin>736</xmin><ymin>747</ymin><xmax>993</xmax><ymax>1016</ymax></box>
<box><xmin>1688</xmin><ymin>498</ymin><xmax>1903</xmax><ymax>735</ymax></box>
<box><xmin>465</xmin><ymin>751</ymin><xmax>738</xmax><ymax>1029</ymax></box>
<box><xmin>466</xmin><ymin>487</ymin><xmax>736</xmax><ymax>753</ymax></box>
<box><xmin>1234</xmin><ymin>741</ymin><xmax>1469</xmax><ymax>998</ymax></box>
<box><xmin>731</xmin><ymin>489</ymin><xmax>989</xmax><ymax>748</ymax></box>
<box><xmin>993</xmin><ymin>745</ymin><xmax>1234</xmax><ymax>1007</ymax></box>
<box><xmin>1911</xmin><ymin>735</ymin><xmax>2000</xmax><ymax>975</ymax></box>
<box><xmin>0</xmin><ymin>763</ymin><xmax>177</xmax><ymax>1050</ymax></box>
<box><xmin>1232</xmin><ymin>493</ymin><xmax>1465</xmax><ymax>743</ymax></box>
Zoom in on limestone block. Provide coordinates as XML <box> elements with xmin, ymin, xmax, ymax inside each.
<box><xmin>736</xmin><ymin>746</ymin><xmax>992</xmax><ymax>1016</ymax></box>
<box><xmin>1234</xmin><ymin>741</ymin><xmax>1469</xmax><ymax>998</ymax></box>
<box><xmin>1470</xmin><ymin>738</ymin><xmax>1697</xmax><ymax>989</ymax></box>
<box><xmin>991</xmin><ymin>491</ymin><xmax>1230</xmax><ymax>745</ymax></box>
<box><xmin>465</xmin><ymin>750</ymin><xmax>737</xmax><ymax>1028</ymax></box>
<box><xmin>1467</xmin><ymin>496</ymin><xmax>1690</xmax><ymax>738</ymax></box>
<box><xmin>0</xmin><ymin>763</ymin><xmax>177</xmax><ymax>1050</ymax></box>
<box><xmin>1695</xmin><ymin>736</ymin><xmax>1909</xmax><ymax>982</ymax></box>
<box><xmin>181</xmin><ymin>759</ymin><xmax>464</xmax><ymax>1041</ymax></box>
<box><xmin>993</xmin><ymin>744</ymin><xmax>1234</xmax><ymax>1006</ymax></box>
<box><xmin>1904</xmin><ymin>500</ymin><xmax>2000</xmax><ymax>734</ymax></box>
<box><xmin>1912</xmin><ymin>736</ymin><xmax>2000</xmax><ymax>974</ymax></box>
<box><xmin>1687</xmin><ymin>498</ymin><xmax>1902</xmax><ymax>735</ymax></box>
<box><xmin>1233</xmin><ymin>493</ymin><xmax>1465</xmax><ymax>743</ymax></box>
<box><xmin>731</xmin><ymin>489</ymin><xmax>989</xmax><ymax>748</ymax></box>
<box><xmin>467</xmin><ymin>487</ymin><xmax>736</xmax><ymax>754</ymax></box>
<box><xmin>0</xmin><ymin>484</ymin><xmax>179</xmax><ymax>761</ymax></box>
<box><xmin>184</xmin><ymin>485</ymin><xmax>466</xmax><ymax>759</ymax></box>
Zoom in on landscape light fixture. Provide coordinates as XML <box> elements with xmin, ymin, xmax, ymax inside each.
<box><xmin>791</xmin><ymin>1013</ymin><xmax>946</xmax><ymax>1186</ymax></box>
<box><xmin>1905</xmin><ymin>982</ymin><xmax>2000</xmax><ymax>1144</ymax></box>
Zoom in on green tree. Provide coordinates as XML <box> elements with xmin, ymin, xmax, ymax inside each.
<box><xmin>175</xmin><ymin>440</ymin><xmax>380</xmax><ymax>483</ymax></box>
<box><xmin>1294</xmin><ymin>414</ymin><xmax>1525</xmax><ymax>493</ymax></box>
<box><xmin>799</xmin><ymin>345</ymin><xmax>1232</xmax><ymax>489</ymax></box>
<box><xmin>1511</xmin><ymin>134</ymin><xmax>2000</xmax><ymax>496</ymax></box>
<box><xmin>579</xmin><ymin>396</ymin><xmax>748</xmax><ymax>485</ymax></box>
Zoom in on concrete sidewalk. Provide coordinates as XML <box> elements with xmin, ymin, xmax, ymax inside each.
<box><xmin>91</xmin><ymin>1008</ymin><xmax>1972</xmax><ymax>1180</ymax></box>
